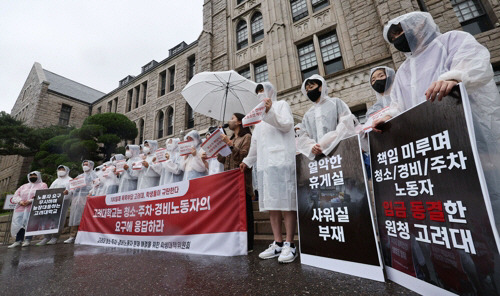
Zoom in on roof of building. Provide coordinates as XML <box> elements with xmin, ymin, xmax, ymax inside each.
<box><xmin>43</xmin><ymin>69</ymin><xmax>105</xmax><ymax>104</ymax></box>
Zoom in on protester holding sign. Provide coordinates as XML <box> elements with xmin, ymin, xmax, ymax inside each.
<box><xmin>63</xmin><ymin>160</ymin><xmax>97</xmax><ymax>244</ymax></box>
<box><xmin>89</xmin><ymin>165</ymin><xmax>105</xmax><ymax>196</ymax></box>
<box><xmin>241</xmin><ymin>82</ymin><xmax>297</xmax><ymax>263</ymax></box>
<box><xmin>205</xmin><ymin>128</ymin><xmax>224</xmax><ymax>175</ymax></box>
<box><xmin>295</xmin><ymin>75</ymin><xmax>357</xmax><ymax>159</ymax></box>
<box><xmin>181</xmin><ymin>130</ymin><xmax>208</xmax><ymax>181</ymax></box>
<box><xmin>8</xmin><ymin>171</ymin><xmax>48</xmax><ymax>248</ymax></box>
<box><xmin>151</xmin><ymin>138</ymin><xmax>184</xmax><ymax>185</ymax></box>
<box><xmin>97</xmin><ymin>162</ymin><xmax>119</xmax><ymax>195</ymax></box>
<box><xmin>137</xmin><ymin>140</ymin><xmax>161</xmax><ymax>189</ymax></box>
<box><xmin>366</xmin><ymin>66</ymin><xmax>395</xmax><ymax>118</ymax></box>
<box><xmin>217</xmin><ymin>112</ymin><xmax>254</xmax><ymax>251</ymax></box>
<box><xmin>118</xmin><ymin>145</ymin><xmax>141</xmax><ymax>192</ymax></box>
<box><xmin>373</xmin><ymin>11</ymin><xmax>500</xmax><ymax>229</ymax></box>
<box><xmin>37</xmin><ymin>165</ymin><xmax>72</xmax><ymax>246</ymax></box>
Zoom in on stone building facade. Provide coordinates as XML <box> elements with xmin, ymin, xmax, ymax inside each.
<box><xmin>0</xmin><ymin>62</ymin><xmax>104</xmax><ymax>193</ymax></box>
<box><xmin>3</xmin><ymin>0</ymin><xmax>500</xmax><ymax>194</ymax></box>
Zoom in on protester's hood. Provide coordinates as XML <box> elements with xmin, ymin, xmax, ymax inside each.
<box><xmin>383</xmin><ymin>11</ymin><xmax>440</xmax><ymax>56</ymax></box>
<box><xmin>27</xmin><ymin>171</ymin><xmax>42</xmax><ymax>184</ymax></box>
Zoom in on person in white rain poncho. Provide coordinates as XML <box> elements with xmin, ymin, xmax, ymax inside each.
<box><xmin>97</xmin><ymin>161</ymin><xmax>120</xmax><ymax>195</ymax></box>
<box><xmin>37</xmin><ymin>165</ymin><xmax>72</xmax><ymax>246</ymax></box>
<box><xmin>119</xmin><ymin>145</ymin><xmax>141</xmax><ymax>192</ymax></box>
<box><xmin>181</xmin><ymin>130</ymin><xmax>208</xmax><ymax>180</ymax></box>
<box><xmin>205</xmin><ymin>129</ymin><xmax>224</xmax><ymax>175</ymax></box>
<box><xmin>137</xmin><ymin>140</ymin><xmax>161</xmax><ymax>189</ymax></box>
<box><xmin>240</xmin><ymin>82</ymin><xmax>297</xmax><ymax>263</ymax></box>
<box><xmin>366</xmin><ymin>66</ymin><xmax>395</xmax><ymax>118</ymax></box>
<box><xmin>63</xmin><ymin>160</ymin><xmax>97</xmax><ymax>244</ymax></box>
<box><xmin>296</xmin><ymin>74</ymin><xmax>357</xmax><ymax>159</ymax></box>
<box><xmin>152</xmin><ymin>138</ymin><xmax>184</xmax><ymax>185</ymax></box>
<box><xmin>89</xmin><ymin>164</ymin><xmax>105</xmax><ymax>196</ymax></box>
<box><xmin>8</xmin><ymin>171</ymin><xmax>48</xmax><ymax>248</ymax></box>
<box><xmin>372</xmin><ymin>12</ymin><xmax>500</xmax><ymax>229</ymax></box>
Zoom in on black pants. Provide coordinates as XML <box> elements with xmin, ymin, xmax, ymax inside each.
<box><xmin>246</xmin><ymin>192</ymin><xmax>254</xmax><ymax>250</ymax></box>
<box><xmin>15</xmin><ymin>228</ymin><xmax>32</xmax><ymax>242</ymax></box>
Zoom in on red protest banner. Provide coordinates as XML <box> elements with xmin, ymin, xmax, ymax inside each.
<box><xmin>76</xmin><ymin>169</ymin><xmax>248</xmax><ymax>256</ymax></box>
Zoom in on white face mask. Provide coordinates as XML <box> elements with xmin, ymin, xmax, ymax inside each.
<box><xmin>57</xmin><ymin>171</ymin><xmax>67</xmax><ymax>177</ymax></box>
<box><xmin>166</xmin><ymin>144</ymin><xmax>174</xmax><ymax>151</ymax></box>
<box><xmin>257</xmin><ymin>93</ymin><xmax>266</xmax><ymax>101</ymax></box>
<box><xmin>125</xmin><ymin>151</ymin><xmax>132</xmax><ymax>158</ymax></box>
<box><xmin>82</xmin><ymin>165</ymin><xmax>91</xmax><ymax>172</ymax></box>
<box><xmin>143</xmin><ymin>147</ymin><xmax>150</xmax><ymax>154</ymax></box>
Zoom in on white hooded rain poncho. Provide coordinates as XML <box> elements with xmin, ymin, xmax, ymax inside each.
<box><xmin>11</xmin><ymin>171</ymin><xmax>48</xmax><ymax>237</ymax></box>
<box><xmin>50</xmin><ymin>165</ymin><xmax>71</xmax><ymax>189</ymax></box>
<box><xmin>181</xmin><ymin>130</ymin><xmax>208</xmax><ymax>180</ymax></box>
<box><xmin>48</xmin><ymin>165</ymin><xmax>72</xmax><ymax>236</ymax></box>
<box><xmin>152</xmin><ymin>138</ymin><xmax>185</xmax><ymax>185</ymax></box>
<box><xmin>137</xmin><ymin>140</ymin><xmax>161</xmax><ymax>189</ymax></box>
<box><xmin>366</xmin><ymin>66</ymin><xmax>396</xmax><ymax>118</ymax></box>
<box><xmin>68</xmin><ymin>160</ymin><xmax>97</xmax><ymax>226</ymax></box>
<box><xmin>97</xmin><ymin>161</ymin><xmax>120</xmax><ymax>195</ymax></box>
<box><xmin>384</xmin><ymin>11</ymin><xmax>500</xmax><ymax>227</ymax></box>
<box><xmin>118</xmin><ymin>145</ymin><xmax>141</xmax><ymax>192</ymax></box>
<box><xmin>89</xmin><ymin>164</ymin><xmax>105</xmax><ymax>196</ymax></box>
<box><xmin>296</xmin><ymin>74</ymin><xmax>357</xmax><ymax>159</ymax></box>
<box><xmin>242</xmin><ymin>82</ymin><xmax>296</xmax><ymax>211</ymax></box>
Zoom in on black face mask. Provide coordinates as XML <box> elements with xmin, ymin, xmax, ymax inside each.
<box><xmin>307</xmin><ymin>87</ymin><xmax>321</xmax><ymax>102</ymax></box>
<box><xmin>372</xmin><ymin>79</ymin><xmax>387</xmax><ymax>94</ymax></box>
<box><xmin>392</xmin><ymin>34</ymin><xmax>411</xmax><ymax>53</ymax></box>
<box><xmin>29</xmin><ymin>177</ymin><xmax>38</xmax><ymax>183</ymax></box>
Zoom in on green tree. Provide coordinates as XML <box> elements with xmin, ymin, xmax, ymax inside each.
<box><xmin>0</xmin><ymin>111</ymin><xmax>73</xmax><ymax>157</ymax></box>
<box><xmin>31</xmin><ymin>113</ymin><xmax>138</xmax><ymax>185</ymax></box>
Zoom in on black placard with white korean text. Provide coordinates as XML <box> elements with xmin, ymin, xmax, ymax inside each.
<box><xmin>369</xmin><ymin>85</ymin><xmax>500</xmax><ymax>295</ymax></box>
<box><xmin>26</xmin><ymin>188</ymin><xmax>65</xmax><ymax>236</ymax></box>
<box><xmin>296</xmin><ymin>135</ymin><xmax>383</xmax><ymax>282</ymax></box>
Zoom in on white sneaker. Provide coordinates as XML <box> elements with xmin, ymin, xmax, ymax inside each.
<box><xmin>278</xmin><ymin>242</ymin><xmax>297</xmax><ymax>263</ymax></box>
<box><xmin>36</xmin><ymin>238</ymin><xmax>49</xmax><ymax>246</ymax></box>
<box><xmin>258</xmin><ymin>241</ymin><xmax>282</xmax><ymax>259</ymax></box>
<box><xmin>64</xmin><ymin>237</ymin><xmax>75</xmax><ymax>244</ymax></box>
<box><xmin>8</xmin><ymin>241</ymin><xmax>21</xmax><ymax>248</ymax></box>
<box><xmin>47</xmin><ymin>238</ymin><xmax>58</xmax><ymax>245</ymax></box>
<box><xmin>22</xmin><ymin>240</ymin><xmax>31</xmax><ymax>247</ymax></box>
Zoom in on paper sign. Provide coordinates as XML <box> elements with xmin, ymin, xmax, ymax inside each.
<box><xmin>115</xmin><ymin>160</ymin><xmax>126</xmax><ymax>173</ymax></box>
<box><xmin>201</xmin><ymin>128</ymin><xmax>229</xmax><ymax>158</ymax></box>
<box><xmin>362</xmin><ymin>106</ymin><xmax>390</xmax><ymax>132</ymax></box>
<box><xmin>69</xmin><ymin>177</ymin><xmax>87</xmax><ymax>190</ymax></box>
<box><xmin>132</xmin><ymin>161</ymin><xmax>143</xmax><ymax>170</ymax></box>
<box><xmin>243</xmin><ymin>101</ymin><xmax>266</xmax><ymax>127</ymax></box>
<box><xmin>178</xmin><ymin>140</ymin><xmax>195</xmax><ymax>156</ymax></box>
<box><xmin>3</xmin><ymin>194</ymin><xmax>15</xmax><ymax>210</ymax></box>
<box><xmin>155</xmin><ymin>148</ymin><xmax>169</xmax><ymax>162</ymax></box>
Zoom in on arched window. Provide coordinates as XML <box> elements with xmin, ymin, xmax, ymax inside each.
<box><xmin>138</xmin><ymin>119</ymin><xmax>144</xmax><ymax>145</ymax></box>
<box><xmin>157</xmin><ymin>111</ymin><xmax>164</xmax><ymax>139</ymax></box>
<box><xmin>236</xmin><ymin>20</ymin><xmax>248</xmax><ymax>50</ymax></box>
<box><xmin>251</xmin><ymin>12</ymin><xmax>264</xmax><ymax>42</ymax></box>
<box><xmin>166</xmin><ymin>107</ymin><xmax>174</xmax><ymax>136</ymax></box>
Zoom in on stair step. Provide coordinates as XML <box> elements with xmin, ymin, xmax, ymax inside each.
<box><xmin>254</xmin><ymin>234</ymin><xmax>299</xmax><ymax>241</ymax></box>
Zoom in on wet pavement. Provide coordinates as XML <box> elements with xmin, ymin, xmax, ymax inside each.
<box><xmin>0</xmin><ymin>241</ymin><xmax>417</xmax><ymax>296</ymax></box>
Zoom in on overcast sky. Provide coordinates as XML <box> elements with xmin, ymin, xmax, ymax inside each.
<box><xmin>0</xmin><ymin>0</ymin><xmax>204</xmax><ymax>113</ymax></box>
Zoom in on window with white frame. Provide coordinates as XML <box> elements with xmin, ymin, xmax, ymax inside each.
<box><xmin>251</xmin><ymin>12</ymin><xmax>264</xmax><ymax>42</ymax></box>
<box><xmin>236</xmin><ymin>20</ymin><xmax>248</xmax><ymax>50</ymax></box>
<box><xmin>254</xmin><ymin>61</ymin><xmax>268</xmax><ymax>83</ymax></box>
